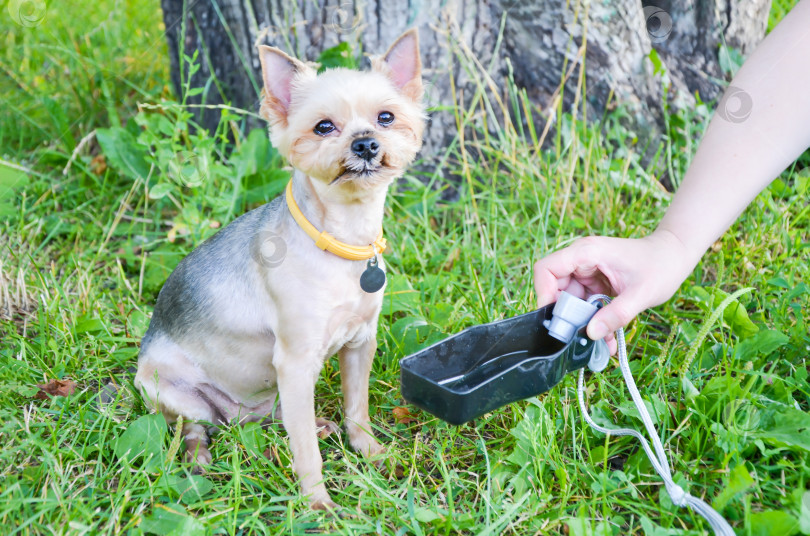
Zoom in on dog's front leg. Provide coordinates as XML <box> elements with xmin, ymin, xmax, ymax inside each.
<box><xmin>339</xmin><ymin>338</ymin><xmax>383</xmax><ymax>459</ymax></box>
<box><xmin>274</xmin><ymin>344</ymin><xmax>335</xmax><ymax>511</ymax></box>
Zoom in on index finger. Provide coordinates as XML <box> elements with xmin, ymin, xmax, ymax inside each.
<box><xmin>534</xmin><ymin>239</ymin><xmax>613</xmax><ymax>306</ymax></box>
<box><xmin>533</xmin><ymin>246</ymin><xmax>581</xmax><ymax>307</ymax></box>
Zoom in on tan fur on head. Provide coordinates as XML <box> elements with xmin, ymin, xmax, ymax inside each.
<box><xmin>258</xmin><ymin>30</ymin><xmax>425</xmax><ymax>192</ymax></box>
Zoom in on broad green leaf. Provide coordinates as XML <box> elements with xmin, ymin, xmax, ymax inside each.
<box><xmin>413</xmin><ymin>506</ymin><xmax>444</xmax><ymax>523</ymax></box>
<box><xmin>231</xmin><ymin>128</ymin><xmax>272</xmax><ymax>179</ymax></box>
<box><xmin>718</xmin><ymin>45</ymin><xmax>745</xmax><ymax>75</ymax></box>
<box><xmin>75</xmin><ymin>315</ymin><xmax>105</xmax><ymax>334</ymax></box>
<box><xmin>128</xmin><ymin>310</ymin><xmax>151</xmax><ymax>338</ymax></box>
<box><xmin>391</xmin><ymin>316</ymin><xmax>428</xmax><ymax>342</ymax></box>
<box><xmin>239</xmin><ymin>168</ymin><xmax>288</xmax><ymax>206</ymax></box>
<box><xmin>685</xmin><ymin>286</ymin><xmax>758</xmax><ymax>338</ymax></box>
<box><xmin>769</xmin><ymin>178</ymin><xmax>792</xmax><ymax>198</ymax></box>
<box><xmin>712</xmin><ymin>464</ymin><xmax>755</xmax><ymax>511</ymax></box>
<box><xmin>383</xmin><ymin>276</ymin><xmax>420</xmax><ymax>315</ymax></box>
<box><xmin>682</xmin><ymin>287</ymin><xmax>754</xmax><ymax>373</ymax></box>
<box><xmin>0</xmin><ymin>166</ymin><xmax>28</xmax><ymax>221</ymax></box>
<box><xmin>160</xmin><ymin>474</ymin><xmax>214</xmax><ymax>504</ymax></box>
<box><xmin>114</xmin><ymin>413</ymin><xmax>167</xmax><ymax>470</ymax></box>
<box><xmin>96</xmin><ymin>127</ymin><xmax>151</xmax><ymax>180</ymax></box>
<box><xmin>142</xmin><ymin>249</ymin><xmax>185</xmax><ymax>293</ymax></box>
<box><xmin>717</xmin><ymin>292</ymin><xmax>758</xmax><ymax>339</ymax></box>
<box><xmin>140</xmin><ymin>504</ymin><xmax>205</xmax><ymax>536</ymax></box>
<box><xmin>799</xmin><ymin>490</ymin><xmax>810</xmax><ymax>534</ymax></box>
<box><xmin>148</xmin><ymin>182</ymin><xmax>174</xmax><ymax>199</ymax></box>
<box><xmin>616</xmin><ymin>395</ymin><xmax>668</xmax><ymax>426</ymax></box>
<box><xmin>693</xmin><ymin>374</ymin><xmax>743</xmax><ymax>420</ymax></box>
<box><xmin>639</xmin><ymin>516</ymin><xmax>683</xmax><ymax>536</ymax></box>
<box><xmin>566</xmin><ymin>518</ymin><xmax>589</xmax><ymax>536</ymax></box>
<box><xmin>0</xmin><ymin>166</ymin><xmax>28</xmax><ymax>199</ymax></box>
<box><xmin>648</xmin><ymin>48</ymin><xmax>665</xmax><ymax>76</ymax></box>
<box><xmin>239</xmin><ymin>422</ymin><xmax>268</xmax><ymax>458</ymax></box>
<box><xmin>317</xmin><ymin>42</ymin><xmax>357</xmax><ymax>70</ymax></box>
<box><xmin>681</xmin><ymin>376</ymin><xmax>700</xmax><ymax>403</ymax></box>
<box><xmin>231</xmin><ymin>130</ymin><xmax>288</xmax><ymax>207</ymax></box>
<box><xmin>427</xmin><ymin>302</ymin><xmax>454</xmax><ymax>326</ymax></box>
<box><xmin>8</xmin><ymin>382</ymin><xmax>39</xmax><ymax>397</ymax></box>
<box><xmin>796</xmin><ymin>169</ymin><xmax>810</xmax><ymax>195</ymax></box>
<box><xmin>391</xmin><ymin>315</ymin><xmax>441</xmax><ymax>355</ymax></box>
<box><xmin>566</xmin><ymin>518</ymin><xmax>613</xmax><ymax>536</ymax></box>
<box><xmin>753</xmin><ymin>406</ymin><xmax>810</xmax><ymax>452</ymax></box>
<box><xmin>588</xmin><ymin>446</ymin><xmax>607</xmax><ymax>466</ymax></box>
<box><xmin>733</xmin><ymin>329</ymin><xmax>789</xmax><ymax>362</ymax></box>
<box><xmin>749</xmin><ymin>510</ymin><xmax>799</xmax><ymax>536</ymax></box>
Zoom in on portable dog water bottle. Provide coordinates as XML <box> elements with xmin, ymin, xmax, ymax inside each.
<box><xmin>400</xmin><ymin>292</ymin><xmax>607</xmax><ymax>424</ymax></box>
<box><xmin>400</xmin><ymin>292</ymin><xmax>736</xmax><ymax>536</ymax></box>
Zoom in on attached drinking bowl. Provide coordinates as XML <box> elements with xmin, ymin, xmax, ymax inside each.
<box><xmin>400</xmin><ymin>304</ymin><xmax>599</xmax><ymax>424</ymax></box>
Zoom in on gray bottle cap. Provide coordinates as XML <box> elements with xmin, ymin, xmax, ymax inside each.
<box><xmin>545</xmin><ymin>291</ymin><xmax>599</xmax><ymax>343</ymax></box>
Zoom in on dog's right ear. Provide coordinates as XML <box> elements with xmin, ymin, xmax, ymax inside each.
<box><xmin>258</xmin><ymin>46</ymin><xmax>313</xmax><ymax>123</ymax></box>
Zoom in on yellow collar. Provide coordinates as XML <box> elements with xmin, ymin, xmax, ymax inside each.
<box><xmin>285</xmin><ymin>180</ymin><xmax>387</xmax><ymax>261</ymax></box>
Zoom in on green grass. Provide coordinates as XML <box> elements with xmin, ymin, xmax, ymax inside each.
<box><xmin>1</xmin><ymin>1</ymin><xmax>809</xmax><ymax>535</ymax></box>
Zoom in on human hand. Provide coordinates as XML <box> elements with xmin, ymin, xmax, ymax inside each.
<box><xmin>533</xmin><ymin>230</ymin><xmax>698</xmax><ymax>353</ymax></box>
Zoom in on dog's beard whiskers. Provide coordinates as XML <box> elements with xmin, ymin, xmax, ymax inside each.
<box><xmin>330</xmin><ymin>157</ymin><xmax>389</xmax><ymax>185</ymax></box>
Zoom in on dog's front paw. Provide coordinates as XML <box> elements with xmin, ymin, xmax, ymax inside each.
<box><xmin>349</xmin><ymin>433</ymin><xmax>384</xmax><ymax>459</ymax></box>
<box><xmin>308</xmin><ymin>485</ymin><xmax>339</xmax><ymax>513</ymax></box>
<box><xmin>184</xmin><ymin>444</ymin><xmax>213</xmax><ymax>468</ymax></box>
<box><xmin>311</xmin><ymin>497</ymin><xmax>340</xmax><ymax>513</ymax></box>
<box><xmin>315</xmin><ymin>418</ymin><xmax>340</xmax><ymax>439</ymax></box>
<box><xmin>184</xmin><ymin>436</ymin><xmax>213</xmax><ymax>469</ymax></box>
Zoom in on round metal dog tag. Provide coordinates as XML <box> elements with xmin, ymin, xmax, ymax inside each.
<box><xmin>360</xmin><ymin>256</ymin><xmax>386</xmax><ymax>293</ymax></box>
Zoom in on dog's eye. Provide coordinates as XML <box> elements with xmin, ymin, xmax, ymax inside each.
<box><xmin>314</xmin><ymin>120</ymin><xmax>336</xmax><ymax>136</ymax></box>
<box><xmin>377</xmin><ymin>111</ymin><xmax>394</xmax><ymax>126</ymax></box>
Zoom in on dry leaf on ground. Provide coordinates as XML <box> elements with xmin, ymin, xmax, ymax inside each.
<box><xmin>34</xmin><ymin>379</ymin><xmax>77</xmax><ymax>400</ymax></box>
<box><xmin>392</xmin><ymin>406</ymin><xmax>417</xmax><ymax>424</ymax></box>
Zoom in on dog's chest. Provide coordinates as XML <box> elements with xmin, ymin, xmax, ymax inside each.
<box><xmin>322</xmin><ymin>266</ymin><xmax>385</xmax><ymax>355</ymax></box>
<box><xmin>323</xmin><ymin>288</ymin><xmax>383</xmax><ymax>356</ymax></box>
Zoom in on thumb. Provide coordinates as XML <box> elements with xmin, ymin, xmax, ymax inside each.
<box><xmin>586</xmin><ymin>293</ymin><xmax>644</xmax><ymax>340</ymax></box>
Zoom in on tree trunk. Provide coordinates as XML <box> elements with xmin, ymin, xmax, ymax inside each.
<box><xmin>645</xmin><ymin>0</ymin><xmax>771</xmax><ymax>101</ymax></box>
<box><xmin>160</xmin><ymin>0</ymin><xmax>771</xmax><ymax>161</ymax></box>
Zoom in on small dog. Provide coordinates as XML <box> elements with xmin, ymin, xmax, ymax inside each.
<box><xmin>136</xmin><ymin>29</ymin><xmax>424</xmax><ymax>510</ymax></box>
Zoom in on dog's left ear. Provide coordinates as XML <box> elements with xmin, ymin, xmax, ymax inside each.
<box><xmin>374</xmin><ymin>29</ymin><xmax>422</xmax><ymax>101</ymax></box>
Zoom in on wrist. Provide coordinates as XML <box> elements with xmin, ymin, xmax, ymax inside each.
<box><xmin>651</xmin><ymin>225</ymin><xmax>707</xmax><ymax>266</ymax></box>
<box><xmin>645</xmin><ymin>228</ymin><xmax>704</xmax><ymax>290</ymax></box>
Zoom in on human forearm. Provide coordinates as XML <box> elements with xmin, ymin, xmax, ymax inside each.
<box><xmin>535</xmin><ymin>1</ymin><xmax>810</xmax><ymax>345</ymax></box>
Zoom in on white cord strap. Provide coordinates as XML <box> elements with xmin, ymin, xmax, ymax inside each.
<box><xmin>577</xmin><ymin>295</ymin><xmax>735</xmax><ymax>536</ymax></box>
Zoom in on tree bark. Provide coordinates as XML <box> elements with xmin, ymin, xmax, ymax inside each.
<box><xmin>160</xmin><ymin>0</ymin><xmax>771</xmax><ymax>161</ymax></box>
<box><xmin>645</xmin><ymin>0</ymin><xmax>771</xmax><ymax>101</ymax></box>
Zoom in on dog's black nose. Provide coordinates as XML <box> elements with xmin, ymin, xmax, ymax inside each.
<box><xmin>351</xmin><ymin>137</ymin><xmax>380</xmax><ymax>161</ymax></box>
